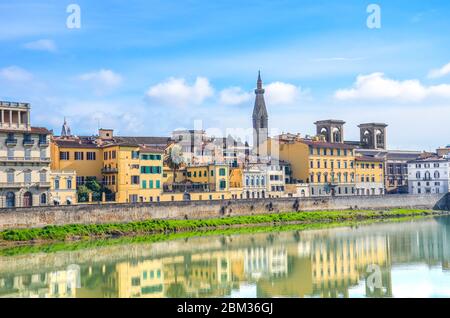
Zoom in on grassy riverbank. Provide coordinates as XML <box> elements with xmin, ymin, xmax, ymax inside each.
<box><xmin>0</xmin><ymin>215</ymin><xmax>432</xmax><ymax>257</ymax></box>
<box><xmin>0</xmin><ymin>208</ymin><xmax>443</xmax><ymax>243</ymax></box>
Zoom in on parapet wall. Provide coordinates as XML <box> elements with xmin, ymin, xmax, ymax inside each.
<box><xmin>0</xmin><ymin>193</ymin><xmax>448</xmax><ymax>230</ymax></box>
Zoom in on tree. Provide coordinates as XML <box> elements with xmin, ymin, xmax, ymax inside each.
<box><xmin>77</xmin><ymin>177</ymin><xmax>113</xmax><ymax>202</ymax></box>
<box><xmin>77</xmin><ymin>185</ymin><xmax>90</xmax><ymax>202</ymax></box>
<box><xmin>165</xmin><ymin>144</ymin><xmax>184</xmax><ymax>184</ymax></box>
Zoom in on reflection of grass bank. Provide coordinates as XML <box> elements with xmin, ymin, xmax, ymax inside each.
<box><xmin>0</xmin><ymin>215</ymin><xmax>433</xmax><ymax>257</ymax></box>
<box><xmin>0</xmin><ymin>209</ymin><xmax>443</xmax><ymax>244</ymax></box>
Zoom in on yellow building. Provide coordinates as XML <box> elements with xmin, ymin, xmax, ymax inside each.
<box><xmin>51</xmin><ymin>138</ymin><xmax>104</xmax><ymax>186</ymax></box>
<box><xmin>229</xmin><ymin>168</ymin><xmax>244</xmax><ymax>199</ymax></box>
<box><xmin>276</xmin><ymin>136</ymin><xmax>356</xmax><ymax>196</ymax></box>
<box><xmin>116</xmin><ymin>260</ymin><xmax>164</xmax><ymax>298</ymax></box>
<box><xmin>49</xmin><ymin>170</ymin><xmax>77</xmax><ymax>205</ymax></box>
<box><xmin>355</xmin><ymin>155</ymin><xmax>385</xmax><ymax>195</ymax></box>
<box><xmin>162</xmin><ymin>164</ymin><xmax>232</xmax><ymax>201</ymax></box>
<box><xmin>102</xmin><ymin>144</ymin><xmax>164</xmax><ymax>203</ymax></box>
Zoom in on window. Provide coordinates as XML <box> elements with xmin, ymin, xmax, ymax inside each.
<box><xmin>112</xmin><ymin>151</ymin><xmax>117</xmax><ymax>159</ymax></box>
<box><xmin>219</xmin><ymin>168</ymin><xmax>226</xmax><ymax>176</ymax></box>
<box><xmin>156</xmin><ymin>180</ymin><xmax>160</xmax><ymax>189</ymax></box>
<box><xmin>54</xmin><ymin>178</ymin><xmax>60</xmax><ymax>190</ymax></box>
<box><xmin>7</xmin><ymin>148</ymin><xmax>14</xmax><ymax>160</ymax></box>
<box><xmin>86</xmin><ymin>152</ymin><xmax>96</xmax><ymax>160</ymax></box>
<box><xmin>220</xmin><ymin>180</ymin><xmax>227</xmax><ymax>190</ymax></box>
<box><xmin>75</xmin><ymin>152</ymin><xmax>84</xmax><ymax>160</ymax></box>
<box><xmin>24</xmin><ymin>148</ymin><xmax>31</xmax><ymax>160</ymax></box>
<box><xmin>149</xmin><ymin>180</ymin><xmax>154</xmax><ymax>189</ymax></box>
<box><xmin>40</xmin><ymin>171</ymin><xmax>47</xmax><ymax>183</ymax></box>
<box><xmin>67</xmin><ymin>178</ymin><xmax>72</xmax><ymax>189</ymax></box>
<box><xmin>7</xmin><ymin>171</ymin><xmax>14</xmax><ymax>183</ymax></box>
<box><xmin>23</xmin><ymin>133</ymin><xmax>32</xmax><ymax>142</ymax></box>
<box><xmin>131</xmin><ymin>151</ymin><xmax>139</xmax><ymax>159</ymax></box>
<box><xmin>40</xmin><ymin>149</ymin><xmax>46</xmax><ymax>160</ymax></box>
<box><xmin>142</xmin><ymin>180</ymin><xmax>147</xmax><ymax>189</ymax></box>
<box><xmin>40</xmin><ymin>193</ymin><xmax>47</xmax><ymax>205</ymax></box>
<box><xmin>434</xmin><ymin>171</ymin><xmax>440</xmax><ymax>179</ymax></box>
<box><xmin>60</xmin><ymin>152</ymin><xmax>70</xmax><ymax>160</ymax></box>
<box><xmin>39</xmin><ymin>134</ymin><xmax>47</xmax><ymax>144</ymax></box>
<box><xmin>131</xmin><ymin>176</ymin><xmax>140</xmax><ymax>184</ymax></box>
<box><xmin>24</xmin><ymin>171</ymin><xmax>31</xmax><ymax>184</ymax></box>
<box><xmin>6</xmin><ymin>132</ymin><xmax>14</xmax><ymax>141</ymax></box>
<box><xmin>76</xmin><ymin>176</ymin><xmax>85</xmax><ymax>187</ymax></box>
<box><xmin>416</xmin><ymin>171</ymin><xmax>421</xmax><ymax>179</ymax></box>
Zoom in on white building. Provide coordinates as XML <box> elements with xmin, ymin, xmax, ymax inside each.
<box><xmin>408</xmin><ymin>157</ymin><xmax>450</xmax><ymax>195</ymax></box>
<box><xmin>243</xmin><ymin>166</ymin><xmax>266</xmax><ymax>199</ymax></box>
<box><xmin>262</xmin><ymin>164</ymin><xmax>285</xmax><ymax>198</ymax></box>
<box><xmin>0</xmin><ymin>101</ymin><xmax>52</xmax><ymax>208</ymax></box>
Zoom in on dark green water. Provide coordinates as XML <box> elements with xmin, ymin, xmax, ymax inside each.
<box><xmin>1</xmin><ymin>216</ymin><xmax>450</xmax><ymax>298</ymax></box>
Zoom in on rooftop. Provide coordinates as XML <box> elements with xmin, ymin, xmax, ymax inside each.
<box><xmin>0</xmin><ymin>101</ymin><xmax>30</xmax><ymax>108</ymax></box>
<box><xmin>300</xmin><ymin>139</ymin><xmax>355</xmax><ymax>150</ymax></box>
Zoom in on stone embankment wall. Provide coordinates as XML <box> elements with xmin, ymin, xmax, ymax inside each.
<box><xmin>0</xmin><ymin>193</ymin><xmax>448</xmax><ymax>230</ymax></box>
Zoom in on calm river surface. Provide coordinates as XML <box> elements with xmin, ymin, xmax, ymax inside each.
<box><xmin>1</xmin><ymin>216</ymin><xmax>450</xmax><ymax>298</ymax></box>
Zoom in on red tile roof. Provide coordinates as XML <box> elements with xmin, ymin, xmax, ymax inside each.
<box><xmin>300</xmin><ymin>139</ymin><xmax>355</xmax><ymax>150</ymax></box>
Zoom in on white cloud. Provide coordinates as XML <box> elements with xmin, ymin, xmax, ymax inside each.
<box><xmin>0</xmin><ymin>66</ymin><xmax>33</xmax><ymax>81</ymax></box>
<box><xmin>146</xmin><ymin>77</ymin><xmax>214</xmax><ymax>107</ymax></box>
<box><xmin>334</xmin><ymin>72</ymin><xmax>450</xmax><ymax>102</ymax></box>
<box><xmin>77</xmin><ymin>69</ymin><xmax>123</xmax><ymax>95</ymax></box>
<box><xmin>23</xmin><ymin>39</ymin><xmax>57</xmax><ymax>52</ymax></box>
<box><xmin>428</xmin><ymin>62</ymin><xmax>450</xmax><ymax>79</ymax></box>
<box><xmin>219</xmin><ymin>87</ymin><xmax>252</xmax><ymax>105</ymax></box>
<box><xmin>265</xmin><ymin>81</ymin><xmax>307</xmax><ymax>106</ymax></box>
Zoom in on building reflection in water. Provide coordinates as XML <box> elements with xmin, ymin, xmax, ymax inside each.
<box><xmin>0</xmin><ymin>216</ymin><xmax>449</xmax><ymax>298</ymax></box>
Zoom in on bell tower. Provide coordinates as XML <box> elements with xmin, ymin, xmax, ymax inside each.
<box><xmin>252</xmin><ymin>71</ymin><xmax>269</xmax><ymax>158</ymax></box>
<box><xmin>358</xmin><ymin>123</ymin><xmax>388</xmax><ymax>149</ymax></box>
<box><xmin>314</xmin><ymin>120</ymin><xmax>346</xmax><ymax>143</ymax></box>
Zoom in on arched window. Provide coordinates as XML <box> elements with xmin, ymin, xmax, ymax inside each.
<box><xmin>40</xmin><ymin>193</ymin><xmax>47</xmax><ymax>205</ymax></box>
<box><xmin>434</xmin><ymin>171</ymin><xmax>440</xmax><ymax>179</ymax></box>
<box><xmin>425</xmin><ymin>171</ymin><xmax>431</xmax><ymax>180</ymax></box>
<box><xmin>261</xmin><ymin>176</ymin><xmax>265</xmax><ymax>186</ymax></box>
<box><xmin>246</xmin><ymin>176</ymin><xmax>250</xmax><ymax>186</ymax></box>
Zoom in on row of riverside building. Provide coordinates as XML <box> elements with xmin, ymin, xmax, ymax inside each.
<box><xmin>1</xmin><ymin>73</ymin><xmax>450</xmax><ymax>208</ymax></box>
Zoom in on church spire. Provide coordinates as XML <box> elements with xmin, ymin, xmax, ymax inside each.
<box><xmin>61</xmin><ymin>117</ymin><xmax>72</xmax><ymax>138</ymax></box>
<box><xmin>252</xmin><ymin>71</ymin><xmax>269</xmax><ymax>160</ymax></box>
<box><xmin>257</xmin><ymin>70</ymin><xmax>262</xmax><ymax>89</ymax></box>
<box><xmin>253</xmin><ymin>71</ymin><xmax>268</xmax><ymax>119</ymax></box>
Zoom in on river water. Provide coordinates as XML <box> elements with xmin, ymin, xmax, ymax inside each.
<box><xmin>1</xmin><ymin>216</ymin><xmax>450</xmax><ymax>298</ymax></box>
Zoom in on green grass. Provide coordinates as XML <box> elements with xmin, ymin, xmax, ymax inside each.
<box><xmin>0</xmin><ymin>208</ymin><xmax>441</xmax><ymax>243</ymax></box>
<box><xmin>0</xmin><ymin>215</ymin><xmax>431</xmax><ymax>257</ymax></box>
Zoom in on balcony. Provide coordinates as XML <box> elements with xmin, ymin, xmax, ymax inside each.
<box><xmin>102</xmin><ymin>167</ymin><xmax>119</xmax><ymax>174</ymax></box>
<box><xmin>23</xmin><ymin>139</ymin><xmax>34</xmax><ymax>146</ymax></box>
<box><xmin>0</xmin><ymin>182</ymin><xmax>51</xmax><ymax>189</ymax></box>
<box><xmin>0</xmin><ymin>157</ymin><xmax>51</xmax><ymax>163</ymax></box>
<box><xmin>39</xmin><ymin>140</ymin><xmax>49</xmax><ymax>147</ymax></box>
<box><xmin>5</xmin><ymin>139</ymin><xmax>17</xmax><ymax>146</ymax></box>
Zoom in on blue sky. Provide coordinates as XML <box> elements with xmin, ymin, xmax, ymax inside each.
<box><xmin>1</xmin><ymin>0</ymin><xmax>450</xmax><ymax>150</ymax></box>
